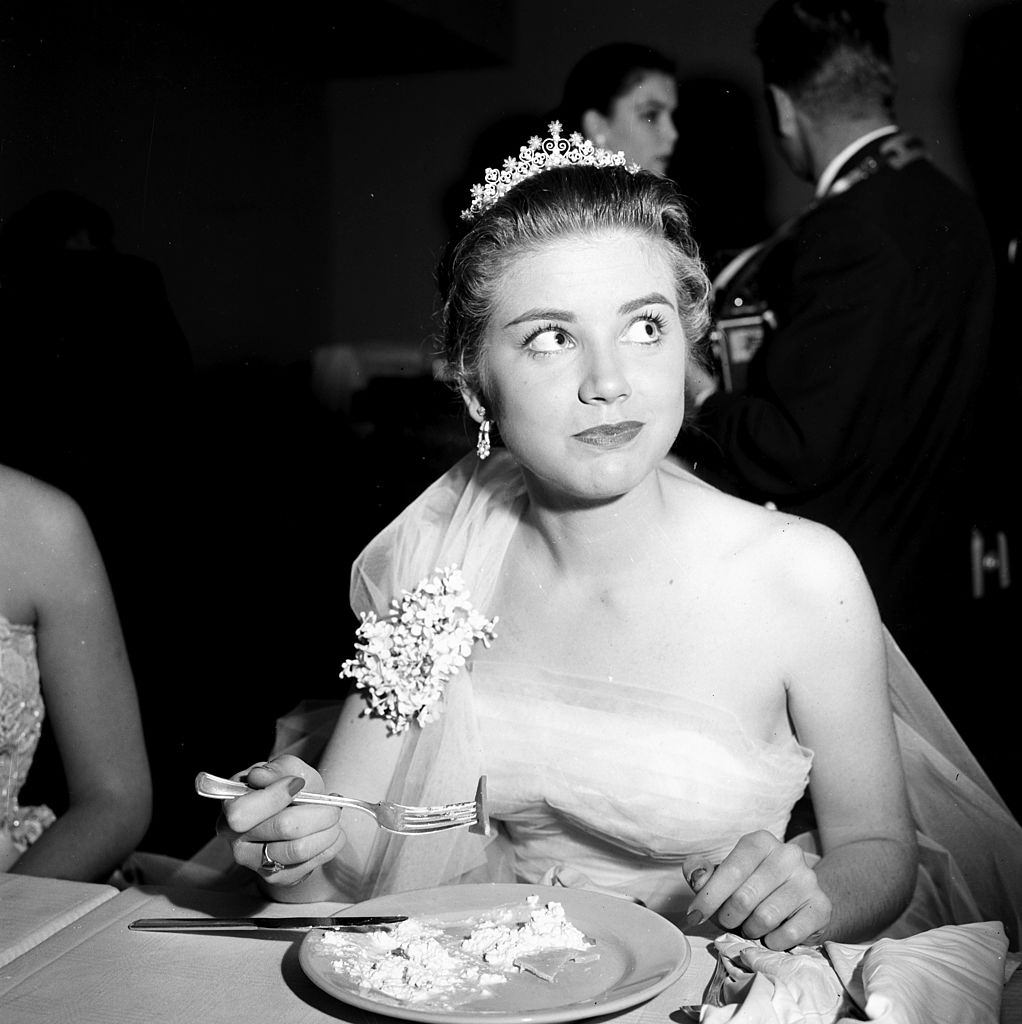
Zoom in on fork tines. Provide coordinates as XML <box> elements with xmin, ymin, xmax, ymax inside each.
<box><xmin>400</xmin><ymin>776</ymin><xmax>489</xmax><ymax>835</ymax></box>
<box><xmin>398</xmin><ymin>813</ymin><xmax>477</xmax><ymax>833</ymax></box>
<box><xmin>400</xmin><ymin>800</ymin><xmax>476</xmax><ymax>814</ymax></box>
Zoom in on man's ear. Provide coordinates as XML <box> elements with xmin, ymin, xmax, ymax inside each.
<box><xmin>581</xmin><ymin>109</ymin><xmax>608</xmax><ymax>147</ymax></box>
<box><xmin>766</xmin><ymin>85</ymin><xmax>798</xmax><ymax>140</ymax></box>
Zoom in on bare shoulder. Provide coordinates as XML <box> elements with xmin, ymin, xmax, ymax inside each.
<box><xmin>759</xmin><ymin>506</ymin><xmax>869</xmax><ymax>596</ymax></box>
<box><xmin>675</xmin><ymin>485</ymin><xmax>886</xmax><ymax>704</ymax></box>
<box><xmin>677</xmin><ymin>478</ymin><xmax>875</xmax><ymax>612</ymax></box>
<box><xmin>0</xmin><ymin>465</ymin><xmax>95</xmax><ymax>575</ymax></box>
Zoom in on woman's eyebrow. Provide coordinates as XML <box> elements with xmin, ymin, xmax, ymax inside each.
<box><xmin>620</xmin><ymin>292</ymin><xmax>675</xmax><ymax>314</ymax></box>
<box><xmin>503</xmin><ymin>308</ymin><xmax>576</xmax><ymax>328</ymax></box>
<box><xmin>502</xmin><ymin>293</ymin><xmax>675</xmax><ymax>329</ymax></box>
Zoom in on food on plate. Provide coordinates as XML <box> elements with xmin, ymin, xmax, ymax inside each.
<box><xmin>513</xmin><ymin>946</ymin><xmax>601</xmax><ymax>982</ymax></box>
<box><xmin>316</xmin><ymin>894</ymin><xmax>597</xmax><ymax>1007</ymax></box>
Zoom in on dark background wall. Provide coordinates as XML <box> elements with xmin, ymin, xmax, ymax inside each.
<box><xmin>3</xmin><ymin>0</ymin><xmax>1010</xmax><ymax>367</ymax></box>
<box><xmin>2</xmin><ymin>0</ymin><xmax>1018</xmax><ymax>854</ymax></box>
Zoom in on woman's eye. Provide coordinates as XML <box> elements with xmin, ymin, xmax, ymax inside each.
<box><xmin>526</xmin><ymin>327</ymin><xmax>573</xmax><ymax>353</ymax></box>
<box><xmin>623</xmin><ymin>317</ymin><xmax>664</xmax><ymax>344</ymax></box>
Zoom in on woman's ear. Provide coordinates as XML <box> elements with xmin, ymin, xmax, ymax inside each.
<box><xmin>581</xmin><ymin>109</ymin><xmax>608</xmax><ymax>148</ymax></box>
<box><xmin>460</xmin><ymin>385</ymin><xmax>486</xmax><ymax>424</ymax></box>
<box><xmin>766</xmin><ymin>85</ymin><xmax>797</xmax><ymax>140</ymax></box>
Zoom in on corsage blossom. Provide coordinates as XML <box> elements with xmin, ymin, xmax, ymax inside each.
<box><xmin>340</xmin><ymin>566</ymin><xmax>498</xmax><ymax>734</ymax></box>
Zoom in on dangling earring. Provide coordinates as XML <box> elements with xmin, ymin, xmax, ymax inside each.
<box><xmin>595</xmin><ymin>133</ymin><xmax>607</xmax><ymax>147</ymax></box>
<box><xmin>476</xmin><ymin>413</ymin><xmax>491</xmax><ymax>460</ymax></box>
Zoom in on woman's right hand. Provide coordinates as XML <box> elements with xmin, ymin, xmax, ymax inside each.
<box><xmin>218</xmin><ymin>755</ymin><xmax>345</xmax><ymax>887</ymax></box>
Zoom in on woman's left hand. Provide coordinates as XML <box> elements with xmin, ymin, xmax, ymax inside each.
<box><xmin>684</xmin><ymin>831</ymin><xmax>832</xmax><ymax>950</ymax></box>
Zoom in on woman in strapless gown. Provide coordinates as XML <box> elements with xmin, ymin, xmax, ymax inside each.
<box><xmin>0</xmin><ymin>464</ymin><xmax>150</xmax><ymax>877</ymax></box>
<box><xmin>256</xmin><ymin>450</ymin><xmax>1021</xmax><ymax>951</ymax></box>
<box><xmin>216</xmin><ymin>134</ymin><xmax>1022</xmax><ymax>951</ymax></box>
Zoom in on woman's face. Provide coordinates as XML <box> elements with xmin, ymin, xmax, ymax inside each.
<box><xmin>468</xmin><ymin>229</ymin><xmax>688</xmax><ymax>507</ymax></box>
<box><xmin>596</xmin><ymin>71</ymin><xmax>678</xmax><ymax>175</ymax></box>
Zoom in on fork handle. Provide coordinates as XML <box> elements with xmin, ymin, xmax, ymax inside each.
<box><xmin>194</xmin><ymin>772</ymin><xmax>369</xmax><ymax>813</ymax></box>
<box><xmin>195</xmin><ymin>772</ymin><xmax>252</xmax><ymax>798</ymax></box>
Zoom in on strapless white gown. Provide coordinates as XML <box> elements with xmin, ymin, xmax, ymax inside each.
<box><xmin>266</xmin><ymin>451</ymin><xmax>1022</xmax><ymax>949</ymax></box>
<box><xmin>473</xmin><ymin>659</ymin><xmax>811</xmax><ymax>917</ymax></box>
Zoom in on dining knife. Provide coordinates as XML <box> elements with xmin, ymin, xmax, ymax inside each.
<box><xmin>128</xmin><ymin>914</ymin><xmax>407</xmax><ymax>932</ymax></box>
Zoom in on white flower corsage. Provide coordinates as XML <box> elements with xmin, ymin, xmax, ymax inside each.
<box><xmin>340</xmin><ymin>566</ymin><xmax>498</xmax><ymax>734</ymax></box>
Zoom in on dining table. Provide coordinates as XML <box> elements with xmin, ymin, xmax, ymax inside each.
<box><xmin>1</xmin><ymin>871</ymin><xmax>1020</xmax><ymax>1023</ymax></box>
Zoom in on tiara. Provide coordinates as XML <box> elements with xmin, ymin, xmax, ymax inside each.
<box><xmin>460</xmin><ymin>120</ymin><xmax>640</xmax><ymax>221</ymax></box>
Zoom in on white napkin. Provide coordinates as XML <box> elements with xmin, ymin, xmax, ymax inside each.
<box><xmin>702</xmin><ymin>921</ymin><xmax>1009</xmax><ymax>1023</ymax></box>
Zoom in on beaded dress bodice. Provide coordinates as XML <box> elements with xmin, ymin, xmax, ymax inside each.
<box><xmin>1</xmin><ymin>614</ymin><xmax>55</xmax><ymax>869</ymax></box>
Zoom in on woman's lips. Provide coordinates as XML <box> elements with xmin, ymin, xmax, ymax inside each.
<box><xmin>573</xmin><ymin>421</ymin><xmax>644</xmax><ymax>448</ymax></box>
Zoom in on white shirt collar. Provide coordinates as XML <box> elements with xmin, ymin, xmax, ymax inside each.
<box><xmin>815</xmin><ymin>125</ymin><xmax>899</xmax><ymax>198</ymax></box>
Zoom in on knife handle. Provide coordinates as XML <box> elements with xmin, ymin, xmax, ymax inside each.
<box><xmin>130</xmin><ymin>918</ymin><xmax>262</xmax><ymax>930</ymax></box>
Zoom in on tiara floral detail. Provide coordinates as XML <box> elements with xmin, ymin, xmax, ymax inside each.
<box><xmin>341</xmin><ymin>566</ymin><xmax>498</xmax><ymax>735</ymax></box>
<box><xmin>461</xmin><ymin>120</ymin><xmax>640</xmax><ymax>221</ymax></box>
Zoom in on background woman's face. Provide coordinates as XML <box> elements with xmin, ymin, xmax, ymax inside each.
<box><xmin>474</xmin><ymin>229</ymin><xmax>688</xmax><ymax>507</ymax></box>
<box><xmin>604</xmin><ymin>71</ymin><xmax>679</xmax><ymax>175</ymax></box>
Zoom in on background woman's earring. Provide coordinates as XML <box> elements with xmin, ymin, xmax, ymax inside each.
<box><xmin>595</xmin><ymin>133</ymin><xmax>607</xmax><ymax>147</ymax></box>
<box><xmin>476</xmin><ymin>419</ymin><xmax>491</xmax><ymax>460</ymax></box>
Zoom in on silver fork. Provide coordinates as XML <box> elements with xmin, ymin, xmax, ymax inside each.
<box><xmin>678</xmin><ymin>950</ymin><xmax>728</xmax><ymax>1020</ymax></box>
<box><xmin>195</xmin><ymin>772</ymin><xmax>489</xmax><ymax>836</ymax></box>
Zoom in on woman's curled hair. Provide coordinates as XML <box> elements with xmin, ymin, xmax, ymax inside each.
<box><xmin>436</xmin><ymin>165</ymin><xmax>711</xmax><ymax>397</ymax></box>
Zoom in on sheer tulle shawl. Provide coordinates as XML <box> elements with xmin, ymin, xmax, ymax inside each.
<box><xmin>345</xmin><ymin>453</ymin><xmax>526</xmax><ymax>895</ymax></box>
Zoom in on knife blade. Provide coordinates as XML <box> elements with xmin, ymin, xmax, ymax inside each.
<box><xmin>128</xmin><ymin>915</ymin><xmax>407</xmax><ymax>932</ymax></box>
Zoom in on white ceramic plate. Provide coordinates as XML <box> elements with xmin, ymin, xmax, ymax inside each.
<box><xmin>299</xmin><ymin>882</ymin><xmax>691</xmax><ymax>1024</ymax></box>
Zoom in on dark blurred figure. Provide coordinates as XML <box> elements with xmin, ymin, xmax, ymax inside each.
<box><xmin>957</xmin><ymin>2</ymin><xmax>1021</xmax><ymax>300</ymax></box>
<box><xmin>0</xmin><ymin>190</ymin><xmax>197</xmax><ymax>853</ymax></box>
<box><xmin>949</xmin><ymin>1</ymin><xmax>1021</xmax><ymax>814</ymax></box>
<box><xmin>552</xmin><ymin>42</ymin><xmax>678</xmax><ymax>176</ymax></box>
<box><xmin>680</xmin><ymin>1</ymin><xmax>1011</xmax><ymax>809</ymax></box>
<box><xmin>0</xmin><ymin>193</ymin><xmax>194</xmax><ymax>500</ymax></box>
<box><xmin>954</xmin><ymin>5</ymin><xmax>1021</xmax><ymax>594</ymax></box>
<box><xmin>667</xmin><ymin>77</ymin><xmax>773</xmax><ymax>273</ymax></box>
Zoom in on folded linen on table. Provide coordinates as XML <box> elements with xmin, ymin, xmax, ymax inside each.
<box><xmin>702</xmin><ymin>920</ymin><xmax>1012</xmax><ymax>1023</ymax></box>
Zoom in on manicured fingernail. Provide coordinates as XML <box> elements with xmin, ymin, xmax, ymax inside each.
<box><xmin>286</xmin><ymin>777</ymin><xmax>305</xmax><ymax>796</ymax></box>
<box><xmin>685</xmin><ymin>909</ymin><xmax>705</xmax><ymax>928</ymax></box>
<box><xmin>689</xmin><ymin>867</ymin><xmax>708</xmax><ymax>891</ymax></box>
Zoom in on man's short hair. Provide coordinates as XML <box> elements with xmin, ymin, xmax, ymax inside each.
<box><xmin>754</xmin><ymin>0</ymin><xmax>895</xmax><ymax>120</ymax></box>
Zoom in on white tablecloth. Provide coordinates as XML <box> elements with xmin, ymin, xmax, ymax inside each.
<box><xmin>1</xmin><ymin>875</ymin><xmax>1019</xmax><ymax>1023</ymax></box>
<box><xmin>0</xmin><ymin>872</ymin><xmax>117</xmax><ymax>968</ymax></box>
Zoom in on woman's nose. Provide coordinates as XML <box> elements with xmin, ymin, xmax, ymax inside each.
<box><xmin>663</xmin><ymin>116</ymin><xmax>679</xmax><ymax>148</ymax></box>
<box><xmin>579</xmin><ymin>348</ymin><xmax>632</xmax><ymax>404</ymax></box>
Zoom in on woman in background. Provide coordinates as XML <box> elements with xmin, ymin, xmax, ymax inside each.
<box><xmin>0</xmin><ymin>464</ymin><xmax>151</xmax><ymax>878</ymax></box>
<box><xmin>553</xmin><ymin>42</ymin><xmax>679</xmax><ymax>176</ymax></box>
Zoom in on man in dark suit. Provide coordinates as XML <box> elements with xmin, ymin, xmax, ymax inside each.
<box><xmin>682</xmin><ymin>1</ymin><xmax>999</xmax><ymax>766</ymax></box>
